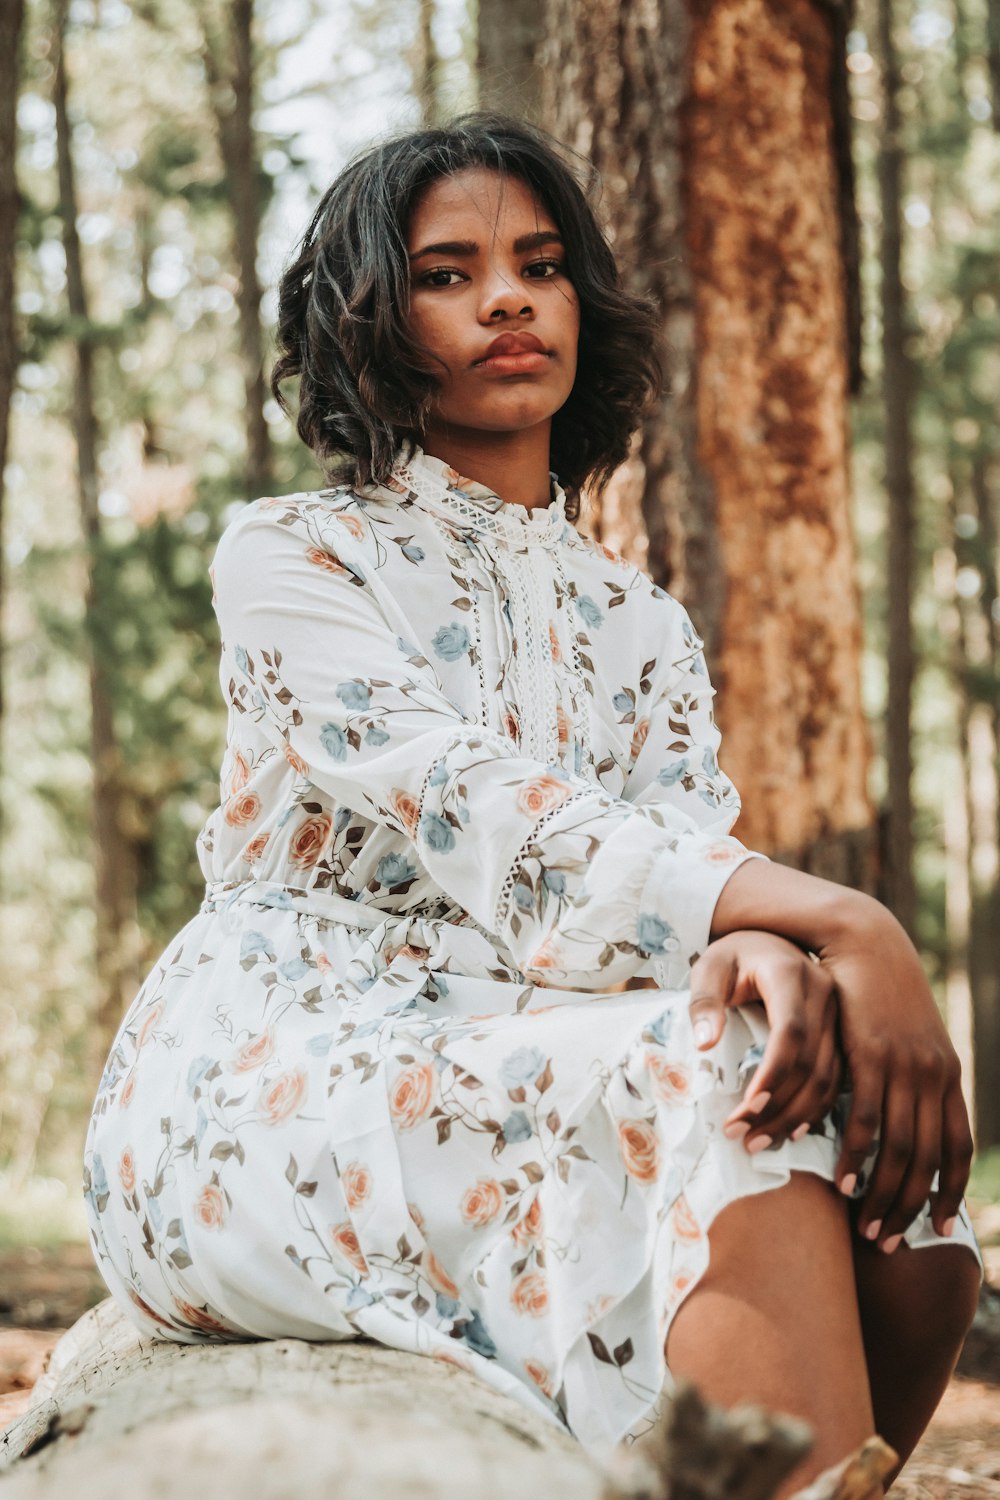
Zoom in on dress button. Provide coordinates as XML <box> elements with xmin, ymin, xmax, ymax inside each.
<box><xmin>664</xmin><ymin>937</ymin><xmax>680</xmax><ymax>953</ymax></box>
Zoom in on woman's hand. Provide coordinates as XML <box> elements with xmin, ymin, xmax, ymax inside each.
<box><xmin>706</xmin><ymin>862</ymin><xmax>974</xmax><ymax>1249</ymax></box>
<box><xmin>809</xmin><ymin>899</ymin><xmax>973</xmax><ymax>1252</ymax></box>
<box><xmin>688</xmin><ymin>930</ymin><xmax>844</xmax><ymax>1149</ymax></box>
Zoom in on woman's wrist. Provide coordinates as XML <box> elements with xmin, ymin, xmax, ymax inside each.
<box><xmin>708</xmin><ymin>856</ymin><xmax>880</xmax><ymax>951</ymax></box>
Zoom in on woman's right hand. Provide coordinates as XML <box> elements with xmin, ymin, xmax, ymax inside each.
<box><xmin>687</xmin><ymin>929</ymin><xmax>844</xmax><ymax>1149</ymax></box>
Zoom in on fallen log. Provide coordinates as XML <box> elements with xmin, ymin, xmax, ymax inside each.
<box><xmin>0</xmin><ymin>1298</ymin><xmax>893</xmax><ymax>1500</ymax></box>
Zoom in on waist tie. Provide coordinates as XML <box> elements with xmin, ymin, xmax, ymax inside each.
<box><xmin>200</xmin><ymin>877</ymin><xmax>526</xmax><ymax>1025</ymax></box>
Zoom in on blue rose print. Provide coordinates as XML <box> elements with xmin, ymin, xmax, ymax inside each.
<box><xmin>401</xmin><ymin>544</ymin><xmax>425</xmax><ymax>563</ymax></box>
<box><xmin>319</xmin><ymin>722</ymin><xmax>348</xmax><ymax>760</ymax></box>
<box><xmin>542</xmin><ymin>870</ymin><xmax>566</xmax><ymax>895</ymax></box>
<box><xmin>334</xmin><ymin>807</ymin><xmax>353</xmax><ymax>833</ymax></box>
<box><xmin>234</xmin><ymin>643</ymin><xmax>249</xmax><ymax>675</ymax></box>
<box><xmin>427</xmin><ymin>760</ymin><xmax>448</xmax><ymax>786</ymax></box>
<box><xmin>186</xmin><ymin>1055</ymin><xmax>215</xmax><ymax>1092</ymax></box>
<box><xmin>655</xmin><ymin>759</ymin><xmax>688</xmax><ymax>787</ymax></box>
<box><xmin>499</xmin><ymin>1047</ymin><xmax>547</xmax><ymax>1089</ymax></box>
<box><xmin>636</xmin><ymin>912</ymin><xmax>679</xmax><ymax>956</ymax></box>
<box><xmin>462</xmin><ymin>1310</ymin><xmax>497</xmax><ymax>1360</ymax></box>
<box><xmin>648</xmin><ymin>1007</ymin><xmax>674</xmax><ymax>1047</ymax></box>
<box><xmin>435</xmin><ymin>1293</ymin><xmax>460</xmax><ymax>1319</ymax></box>
<box><xmin>575</xmin><ymin>595</ymin><xmax>603</xmax><ymax>629</ymax></box>
<box><xmin>418</xmin><ymin>810</ymin><xmax>456</xmax><ymax>853</ymax></box>
<box><xmin>376</xmin><ymin>851</ymin><xmax>418</xmax><ymax>887</ymax></box>
<box><xmin>501</xmin><ymin>1110</ymin><xmax>533</xmax><ymax>1143</ymax></box>
<box><xmin>240</xmin><ymin>930</ymin><xmax>276</xmax><ymax>962</ymax></box>
<box><xmin>364</xmin><ymin>724</ymin><xmax>390</xmax><ymax>746</ymax></box>
<box><xmin>432</xmin><ymin>622</ymin><xmax>471</xmax><ymax>661</ymax></box>
<box><xmin>336</xmin><ymin>681</ymin><xmax>371</xmax><ymax>710</ymax></box>
<box><xmin>305</xmin><ymin>1032</ymin><xmax>334</xmax><ymax>1055</ymax></box>
<box><xmin>612</xmin><ymin>690</ymin><xmax>633</xmax><ymax>715</ymax></box>
<box><xmin>512</xmin><ymin>883</ymin><xmax>534</xmax><ymax>912</ymax></box>
<box><xmin>279</xmin><ymin>957</ymin><xmax>310</xmax><ymax>981</ymax></box>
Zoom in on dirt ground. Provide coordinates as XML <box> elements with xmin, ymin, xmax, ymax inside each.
<box><xmin>0</xmin><ymin>1238</ymin><xmax>998</xmax><ymax>1493</ymax></box>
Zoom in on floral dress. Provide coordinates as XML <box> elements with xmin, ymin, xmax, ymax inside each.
<box><xmin>82</xmin><ymin>443</ymin><xmax>982</xmax><ymax>1463</ymax></box>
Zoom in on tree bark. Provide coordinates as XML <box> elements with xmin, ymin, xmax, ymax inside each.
<box><xmin>0</xmin><ymin>1298</ymin><xmax>893</xmax><ymax>1500</ymax></box>
<box><xmin>875</xmin><ymin>0</ymin><xmax>918</xmax><ymax>937</ymax></box>
<box><xmin>196</xmin><ymin>0</ymin><xmax>272</xmax><ymax>498</ymax></box>
<box><xmin>51</xmin><ymin>0</ymin><xmax>142</xmax><ymax>1075</ymax></box>
<box><xmin>411</xmin><ymin>0</ymin><xmax>441</xmax><ymax>126</ymax></box>
<box><xmin>0</xmin><ymin>0</ymin><xmax>25</xmax><ymax>843</ymax></box>
<box><xmin>477</xmin><ymin>0</ymin><xmax>544</xmax><ymax>121</ymax></box>
<box><xmin>540</xmin><ymin>0</ymin><xmax>876</xmax><ymax>888</ymax></box>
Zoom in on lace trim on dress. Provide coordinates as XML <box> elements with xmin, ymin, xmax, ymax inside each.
<box><xmin>391</xmin><ymin>458</ymin><xmax>570</xmax><ymax>551</ymax></box>
<box><xmin>492</xmin><ymin>786</ymin><xmax>602</xmax><ymax>937</ymax></box>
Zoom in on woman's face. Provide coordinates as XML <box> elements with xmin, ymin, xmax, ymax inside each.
<box><xmin>403</xmin><ymin>166</ymin><xmax>580</xmax><ymax>442</ymax></box>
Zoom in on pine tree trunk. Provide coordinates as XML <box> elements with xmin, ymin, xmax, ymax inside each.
<box><xmin>0</xmin><ymin>0</ymin><xmax>25</xmax><ymax>833</ymax></box>
<box><xmin>540</xmin><ymin>0</ymin><xmax>876</xmax><ymax>887</ymax></box>
<box><xmin>477</xmin><ymin>0</ymin><xmax>544</xmax><ymax>121</ymax></box>
<box><xmin>51</xmin><ymin>0</ymin><xmax>142</xmax><ymax>1075</ymax></box>
<box><xmin>875</xmin><ymin>0</ymin><xmax>918</xmax><ymax>937</ymax></box>
<box><xmin>411</xmin><ymin>0</ymin><xmax>441</xmax><ymax>125</ymax></box>
<box><xmin>197</xmin><ymin>0</ymin><xmax>272</xmax><ymax>497</ymax></box>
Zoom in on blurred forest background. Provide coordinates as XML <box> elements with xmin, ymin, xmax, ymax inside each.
<box><xmin>0</xmin><ymin>0</ymin><xmax>999</xmax><ymax>1257</ymax></box>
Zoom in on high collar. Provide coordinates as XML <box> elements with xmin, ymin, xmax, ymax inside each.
<box><xmin>362</xmin><ymin>443</ymin><xmax>570</xmax><ymax>548</ymax></box>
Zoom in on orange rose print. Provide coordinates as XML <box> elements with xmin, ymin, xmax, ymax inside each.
<box><xmin>424</xmin><ymin>1250</ymin><xmax>459</xmax><ymax>1299</ymax></box>
<box><xmin>229</xmin><ymin>749</ymin><xmax>251</xmax><ymax>793</ymax></box>
<box><xmin>233</xmin><ymin>1029</ymin><xmax>275</xmax><ymax>1072</ymax></box>
<box><xmin>341</xmin><ymin>1161</ymin><xmax>373</xmax><ymax>1211</ymax></box>
<box><xmin>118</xmin><ymin>1147</ymin><xmax>136</xmax><ymax>1194</ymax></box>
<box><xmin>257</xmin><ymin>1068</ymin><xmax>308</xmax><ymax>1125</ymax></box>
<box><xmin>670</xmin><ymin>1269</ymin><xmax>696</xmax><ymax>1303</ymax></box>
<box><xmin>175</xmin><ymin>1301</ymin><xmax>232</xmax><ymax>1335</ymax></box>
<box><xmin>119</xmin><ymin>1071</ymin><xmax>136</xmax><ymax>1109</ymax></box>
<box><xmin>630</xmin><ymin>718</ymin><xmax>649</xmax><ymax>762</ymax></box>
<box><xmin>459</xmin><ymin>1177</ymin><xmax>504</xmax><ymax>1229</ymax></box>
<box><xmin>224</xmin><ymin>790</ymin><xmax>261</xmax><ymax>828</ymax></box>
<box><xmin>389</xmin><ymin>789</ymin><xmax>421</xmax><ymax>837</ymax></box>
<box><xmin>555</xmin><ymin>704</ymin><xmax>570</xmax><ymax>745</ymax></box>
<box><xmin>503</xmin><ymin>710</ymin><xmax>520</xmax><ymax>741</ymax></box>
<box><xmin>618</xmin><ymin>1118</ymin><xmax>660</xmax><ymax>1184</ymax></box>
<box><xmin>671</xmin><ymin>1193</ymin><xmax>702</xmax><ymax>1243</ymax></box>
<box><xmin>516</xmin><ymin>775</ymin><xmax>574</xmax><ymax>818</ymax></box>
<box><xmin>548</xmin><ymin>621</ymin><xmax>562</xmax><ymax>663</ymax></box>
<box><xmin>512</xmin><ymin>1194</ymin><xmax>544</xmax><ymax>1246</ymax></box>
<box><xmin>524</xmin><ymin>934</ymin><xmax>563</xmax><ymax>981</ymax></box>
<box><xmin>334</xmin><ymin>513</ymin><xmax>366</xmax><ymax>540</ymax></box>
<box><xmin>524</xmin><ymin>1358</ymin><xmax>554</xmax><ymax>1397</ymax></box>
<box><xmin>510</xmin><ymin>1270</ymin><xmax>549</xmax><ymax>1316</ymax></box>
<box><xmin>194</xmin><ymin>1183</ymin><xmax>227</xmax><ymax>1230</ymax></box>
<box><xmin>331</xmin><ymin>1222</ymin><xmax>369</xmax><ymax>1274</ymax></box>
<box><xmin>290</xmin><ymin>812</ymin><xmax>333</xmax><ymax>868</ymax></box>
<box><xmin>388</xmin><ymin>1062</ymin><xmax>436</xmax><ymax>1131</ymax></box>
<box><xmin>702</xmin><ymin>840</ymin><xmax>746</xmax><ymax>864</ymax></box>
<box><xmin>242</xmin><ymin>832</ymin><xmax>270</xmax><ymax>865</ymax></box>
<box><xmin>136</xmin><ymin>1002</ymin><xmax>163</xmax><ymax>1051</ymax></box>
<box><xmin>305</xmin><ymin>545</ymin><xmax>346</xmax><ymax>575</ymax></box>
<box><xmin>432</xmin><ymin>1346</ymin><xmax>474</xmax><ymax>1374</ymax></box>
<box><xmin>599</xmin><ymin>542</ymin><xmax>625</xmax><ymax>565</ymax></box>
<box><xmin>647</xmin><ymin>1053</ymin><xmax>691</xmax><ymax>1104</ymax></box>
<box><xmin>284</xmin><ymin>741</ymin><xmax>310</xmax><ymax>776</ymax></box>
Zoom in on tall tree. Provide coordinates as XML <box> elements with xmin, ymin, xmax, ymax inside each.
<box><xmin>51</xmin><ymin>0</ymin><xmax>142</xmax><ymax>1075</ymax></box>
<box><xmin>874</xmin><ymin>0</ymin><xmax>918</xmax><ymax>939</ymax></box>
<box><xmin>478</xmin><ymin>0</ymin><xmax>543</xmax><ymax>120</ymax></box>
<box><xmin>0</xmin><ymin>0</ymin><xmax>26</xmax><ymax>825</ymax></box>
<box><xmin>534</xmin><ymin>0</ymin><xmax>876</xmax><ymax>890</ymax></box>
<box><xmin>196</xmin><ymin>0</ymin><xmax>272</xmax><ymax>497</ymax></box>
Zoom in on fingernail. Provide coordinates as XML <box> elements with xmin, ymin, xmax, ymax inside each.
<box><xmin>743</xmin><ymin>1092</ymin><xmax>771</xmax><ymax>1116</ymax></box>
<box><xmin>746</xmin><ymin>1134</ymin><xmax>773</xmax><ymax>1155</ymax></box>
<box><xmin>790</xmin><ymin>1122</ymin><xmax>810</xmax><ymax>1142</ymax></box>
<box><xmin>724</xmin><ymin>1120</ymin><xmax>750</xmax><ymax>1141</ymax></box>
<box><xmin>864</xmin><ymin>1219</ymin><xmax>882</xmax><ymax>1241</ymax></box>
<box><xmin>839</xmin><ymin>1173</ymin><xmax>857</xmax><ymax>1197</ymax></box>
<box><xmin>693</xmin><ymin>1019</ymin><xmax>716</xmax><ymax>1047</ymax></box>
<box><xmin>882</xmin><ymin>1233</ymin><xmax>903</xmax><ymax>1255</ymax></box>
<box><xmin>942</xmin><ymin>1216</ymin><xmax>957</xmax><ymax>1238</ymax></box>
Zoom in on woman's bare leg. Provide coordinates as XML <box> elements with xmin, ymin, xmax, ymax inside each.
<box><xmin>664</xmin><ymin>1171</ymin><xmax>875</xmax><ymax>1500</ymax></box>
<box><xmin>851</xmin><ymin>1233</ymin><xmax>981</xmax><ymax>1484</ymax></box>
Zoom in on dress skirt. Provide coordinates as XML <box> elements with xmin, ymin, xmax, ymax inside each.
<box><xmin>82</xmin><ymin>880</ymin><xmax>985</xmax><ymax>1465</ymax></box>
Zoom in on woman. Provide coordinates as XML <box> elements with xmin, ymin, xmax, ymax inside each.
<box><xmin>83</xmin><ymin>112</ymin><xmax>982</xmax><ymax>1496</ymax></box>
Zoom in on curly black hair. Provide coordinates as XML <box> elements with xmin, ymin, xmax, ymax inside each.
<box><xmin>270</xmin><ymin>111</ymin><xmax>663</xmax><ymax>521</ymax></box>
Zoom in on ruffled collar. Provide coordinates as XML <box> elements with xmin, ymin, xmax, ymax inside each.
<box><xmin>362</xmin><ymin>442</ymin><xmax>570</xmax><ymax>548</ymax></box>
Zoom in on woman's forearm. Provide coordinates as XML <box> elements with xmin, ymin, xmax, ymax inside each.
<box><xmin>709</xmin><ymin>857</ymin><xmax>880</xmax><ymax>951</ymax></box>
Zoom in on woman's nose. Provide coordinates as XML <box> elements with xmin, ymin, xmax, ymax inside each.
<box><xmin>479</xmin><ymin>265</ymin><xmax>535</xmax><ymax>320</ymax></box>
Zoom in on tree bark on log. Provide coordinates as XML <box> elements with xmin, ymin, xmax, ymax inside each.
<box><xmin>0</xmin><ymin>1298</ymin><xmax>893</xmax><ymax>1500</ymax></box>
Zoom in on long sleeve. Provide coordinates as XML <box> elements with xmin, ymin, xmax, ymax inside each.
<box><xmin>211</xmin><ymin>501</ymin><xmax>762</xmax><ymax>991</ymax></box>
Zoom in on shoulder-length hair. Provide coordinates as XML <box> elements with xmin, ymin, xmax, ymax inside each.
<box><xmin>270</xmin><ymin>111</ymin><xmax>663</xmax><ymax>521</ymax></box>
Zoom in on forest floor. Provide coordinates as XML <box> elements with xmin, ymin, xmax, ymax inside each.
<box><xmin>0</xmin><ymin>1227</ymin><xmax>998</xmax><ymax>1494</ymax></box>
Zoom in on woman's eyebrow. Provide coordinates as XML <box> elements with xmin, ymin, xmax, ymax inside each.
<box><xmin>408</xmin><ymin>230</ymin><xmax>564</xmax><ymax>262</ymax></box>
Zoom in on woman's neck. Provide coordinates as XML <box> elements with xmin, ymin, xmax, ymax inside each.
<box><xmin>417</xmin><ymin>423</ymin><xmax>553</xmax><ymax>510</ymax></box>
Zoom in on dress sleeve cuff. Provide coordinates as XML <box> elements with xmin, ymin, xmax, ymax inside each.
<box><xmin>635</xmin><ymin>839</ymin><xmax>770</xmax><ymax>988</ymax></box>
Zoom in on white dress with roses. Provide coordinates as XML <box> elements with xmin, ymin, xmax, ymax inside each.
<box><xmin>82</xmin><ymin>444</ymin><xmax>983</xmax><ymax>1463</ymax></box>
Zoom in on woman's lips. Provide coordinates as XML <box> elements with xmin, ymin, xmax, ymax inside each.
<box><xmin>474</xmin><ymin>350</ymin><xmax>552</xmax><ymax>374</ymax></box>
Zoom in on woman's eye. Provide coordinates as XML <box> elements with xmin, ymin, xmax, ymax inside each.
<box><xmin>525</xmin><ymin>258</ymin><xmax>565</xmax><ymax>278</ymax></box>
<box><xmin>420</xmin><ymin>268</ymin><xmax>465</xmax><ymax>287</ymax></box>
